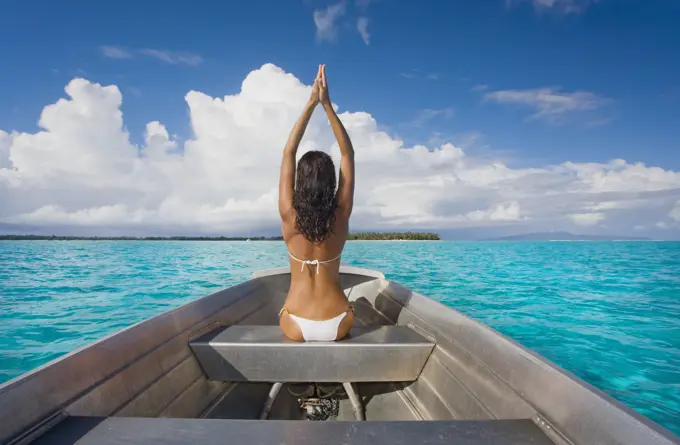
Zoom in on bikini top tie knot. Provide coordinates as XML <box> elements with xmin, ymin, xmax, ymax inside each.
<box><xmin>288</xmin><ymin>252</ymin><xmax>340</xmax><ymax>274</ymax></box>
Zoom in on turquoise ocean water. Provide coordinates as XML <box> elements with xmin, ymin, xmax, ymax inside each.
<box><xmin>0</xmin><ymin>240</ymin><xmax>679</xmax><ymax>434</ymax></box>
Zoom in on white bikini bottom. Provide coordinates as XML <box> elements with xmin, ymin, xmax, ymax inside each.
<box><xmin>280</xmin><ymin>306</ymin><xmax>353</xmax><ymax>342</ymax></box>
<box><xmin>288</xmin><ymin>312</ymin><xmax>348</xmax><ymax>341</ymax></box>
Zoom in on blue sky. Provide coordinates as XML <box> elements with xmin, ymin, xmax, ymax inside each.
<box><xmin>2</xmin><ymin>0</ymin><xmax>679</xmax><ymax>168</ymax></box>
<box><xmin>1</xmin><ymin>0</ymin><xmax>680</xmax><ymax>237</ymax></box>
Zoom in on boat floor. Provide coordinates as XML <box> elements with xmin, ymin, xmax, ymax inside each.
<box><xmin>33</xmin><ymin>417</ymin><xmax>554</xmax><ymax>445</ymax></box>
<box><xmin>203</xmin><ymin>382</ymin><xmax>421</xmax><ymax>421</ymax></box>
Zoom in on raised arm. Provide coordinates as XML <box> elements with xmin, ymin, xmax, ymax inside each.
<box><xmin>319</xmin><ymin>65</ymin><xmax>355</xmax><ymax>217</ymax></box>
<box><xmin>279</xmin><ymin>66</ymin><xmax>322</xmax><ymax>219</ymax></box>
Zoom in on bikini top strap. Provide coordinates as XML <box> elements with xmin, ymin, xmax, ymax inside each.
<box><xmin>288</xmin><ymin>252</ymin><xmax>342</xmax><ymax>274</ymax></box>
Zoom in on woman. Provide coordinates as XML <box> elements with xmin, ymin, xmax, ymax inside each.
<box><xmin>278</xmin><ymin>64</ymin><xmax>355</xmax><ymax>342</ymax></box>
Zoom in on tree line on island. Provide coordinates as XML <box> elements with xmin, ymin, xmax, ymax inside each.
<box><xmin>347</xmin><ymin>232</ymin><xmax>440</xmax><ymax>240</ymax></box>
<box><xmin>0</xmin><ymin>232</ymin><xmax>440</xmax><ymax>241</ymax></box>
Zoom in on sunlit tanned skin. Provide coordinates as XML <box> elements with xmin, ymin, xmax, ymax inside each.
<box><xmin>278</xmin><ymin>65</ymin><xmax>356</xmax><ymax>341</ymax></box>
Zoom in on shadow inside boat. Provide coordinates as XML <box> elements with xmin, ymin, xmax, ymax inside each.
<box><xmin>350</xmin><ymin>281</ymin><xmax>413</xmax><ymax>330</ymax></box>
<box><xmin>204</xmin><ymin>380</ymin><xmax>417</xmax><ymax>421</ymax></box>
<box><xmin>30</xmin><ymin>416</ymin><xmax>106</xmax><ymax>445</ymax></box>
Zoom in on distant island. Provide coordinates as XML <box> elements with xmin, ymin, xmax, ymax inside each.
<box><xmin>347</xmin><ymin>232</ymin><xmax>440</xmax><ymax>241</ymax></box>
<box><xmin>484</xmin><ymin>231</ymin><xmax>651</xmax><ymax>241</ymax></box>
<box><xmin>0</xmin><ymin>232</ymin><xmax>441</xmax><ymax>241</ymax></box>
<box><xmin>0</xmin><ymin>235</ymin><xmax>285</xmax><ymax>241</ymax></box>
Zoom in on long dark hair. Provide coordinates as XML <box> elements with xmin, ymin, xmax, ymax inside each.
<box><xmin>293</xmin><ymin>151</ymin><xmax>337</xmax><ymax>244</ymax></box>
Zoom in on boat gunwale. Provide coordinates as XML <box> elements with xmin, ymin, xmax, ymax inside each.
<box><xmin>372</xmin><ymin>279</ymin><xmax>680</xmax><ymax>444</ymax></box>
<box><xmin>0</xmin><ymin>266</ymin><xmax>386</xmax><ymax>444</ymax></box>
<box><xmin>1</xmin><ymin>267</ymin><xmax>383</xmax><ymax>391</ymax></box>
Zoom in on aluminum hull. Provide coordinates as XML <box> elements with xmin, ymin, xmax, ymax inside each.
<box><xmin>0</xmin><ymin>266</ymin><xmax>677</xmax><ymax>445</ymax></box>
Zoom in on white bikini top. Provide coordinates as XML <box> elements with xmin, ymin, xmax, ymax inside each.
<box><xmin>288</xmin><ymin>252</ymin><xmax>341</xmax><ymax>274</ymax></box>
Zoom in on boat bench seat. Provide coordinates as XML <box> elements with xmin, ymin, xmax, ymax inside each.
<box><xmin>189</xmin><ymin>325</ymin><xmax>435</xmax><ymax>382</ymax></box>
<box><xmin>33</xmin><ymin>417</ymin><xmax>555</xmax><ymax>445</ymax></box>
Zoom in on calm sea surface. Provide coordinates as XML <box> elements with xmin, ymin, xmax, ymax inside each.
<box><xmin>1</xmin><ymin>240</ymin><xmax>679</xmax><ymax>433</ymax></box>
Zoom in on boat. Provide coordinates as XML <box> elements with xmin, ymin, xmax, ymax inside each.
<box><xmin>0</xmin><ymin>266</ymin><xmax>678</xmax><ymax>445</ymax></box>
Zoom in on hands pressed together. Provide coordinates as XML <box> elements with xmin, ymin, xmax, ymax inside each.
<box><xmin>281</xmin><ymin>62</ymin><xmax>354</xmax><ymax>219</ymax></box>
<box><xmin>309</xmin><ymin>64</ymin><xmax>331</xmax><ymax>107</ymax></box>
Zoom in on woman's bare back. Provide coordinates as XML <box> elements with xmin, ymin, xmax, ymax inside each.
<box><xmin>277</xmin><ymin>64</ymin><xmax>355</xmax><ymax>342</ymax></box>
<box><xmin>279</xmin><ymin>212</ymin><xmax>354</xmax><ymax>341</ymax></box>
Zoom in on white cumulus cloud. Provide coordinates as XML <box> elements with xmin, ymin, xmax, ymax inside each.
<box><xmin>1</xmin><ymin>63</ymin><xmax>679</xmax><ymax>237</ymax></box>
<box><xmin>465</xmin><ymin>201</ymin><xmax>523</xmax><ymax>222</ymax></box>
<box><xmin>569</xmin><ymin>213</ymin><xmax>605</xmax><ymax>226</ymax></box>
<box><xmin>669</xmin><ymin>200</ymin><xmax>680</xmax><ymax>222</ymax></box>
